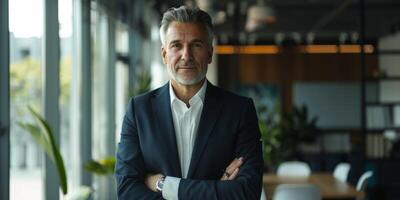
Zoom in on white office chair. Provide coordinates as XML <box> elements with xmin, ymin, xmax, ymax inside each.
<box><xmin>333</xmin><ymin>162</ymin><xmax>351</xmax><ymax>182</ymax></box>
<box><xmin>277</xmin><ymin>161</ymin><xmax>311</xmax><ymax>177</ymax></box>
<box><xmin>356</xmin><ymin>171</ymin><xmax>373</xmax><ymax>191</ymax></box>
<box><xmin>273</xmin><ymin>184</ymin><xmax>321</xmax><ymax>200</ymax></box>
<box><xmin>356</xmin><ymin>171</ymin><xmax>373</xmax><ymax>200</ymax></box>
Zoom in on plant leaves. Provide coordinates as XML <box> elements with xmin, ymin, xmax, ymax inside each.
<box><xmin>84</xmin><ymin>156</ymin><xmax>116</xmax><ymax>176</ymax></box>
<box><xmin>84</xmin><ymin>160</ymin><xmax>108</xmax><ymax>175</ymax></box>
<box><xmin>18</xmin><ymin>106</ymin><xmax>68</xmax><ymax>195</ymax></box>
<box><xmin>18</xmin><ymin>122</ymin><xmax>55</xmax><ymax>161</ymax></box>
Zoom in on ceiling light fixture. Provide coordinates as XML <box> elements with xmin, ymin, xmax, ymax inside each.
<box><xmin>245</xmin><ymin>0</ymin><xmax>276</xmax><ymax>32</ymax></box>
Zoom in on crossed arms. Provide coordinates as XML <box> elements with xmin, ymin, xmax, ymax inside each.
<box><xmin>115</xmin><ymin>98</ymin><xmax>263</xmax><ymax>199</ymax></box>
<box><xmin>144</xmin><ymin>157</ymin><xmax>244</xmax><ymax>193</ymax></box>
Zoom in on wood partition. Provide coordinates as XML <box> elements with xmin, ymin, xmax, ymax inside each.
<box><xmin>217</xmin><ymin>48</ymin><xmax>378</xmax><ymax>113</ymax></box>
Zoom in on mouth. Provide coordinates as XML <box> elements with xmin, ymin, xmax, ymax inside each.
<box><xmin>178</xmin><ymin>66</ymin><xmax>195</xmax><ymax>70</ymax></box>
<box><xmin>176</xmin><ymin>64</ymin><xmax>196</xmax><ymax>70</ymax></box>
<box><xmin>176</xmin><ymin>61</ymin><xmax>196</xmax><ymax>70</ymax></box>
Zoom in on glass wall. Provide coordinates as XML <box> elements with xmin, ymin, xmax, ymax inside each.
<box><xmin>6</xmin><ymin>0</ymin><xmax>164</xmax><ymax>199</ymax></box>
<box><xmin>9</xmin><ymin>0</ymin><xmax>73</xmax><ymax>199</ymax></box>
<box><xmin>9</xmin><ymin>0</ymin><xmax>44</xmax><ymax>199</ymax></box>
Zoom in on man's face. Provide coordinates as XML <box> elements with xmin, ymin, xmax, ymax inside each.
<box><xmin>161</xmin><ymin>22</ymin><xmax>213</xmax><ymax>86</ymax></box>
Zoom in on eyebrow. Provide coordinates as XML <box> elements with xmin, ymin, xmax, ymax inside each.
<box><xmin>169</xmin><ymin>39</ymin><xmax>205</xmax><ymax>45</ymax></box>
<box><xmin>191</xmin><ymin>39</ymin><xmax>205</xmax><ymax>44</ymax></box>
<box><xmin>169</xmin><ymin>40</ymin><xmax>180</xmax><ymax>45</ymax></box>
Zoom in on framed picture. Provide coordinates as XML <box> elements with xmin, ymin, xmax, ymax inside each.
<box><xmin>238</xmin><ymin>84</ymin><xmax>280</xmax><ymax>121</ymax></box>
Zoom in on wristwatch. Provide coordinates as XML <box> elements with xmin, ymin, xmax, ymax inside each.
<box><xmin>156</xmin><ymin>176</ymin><xmax>165</xmax><ymax>193</ymax></box>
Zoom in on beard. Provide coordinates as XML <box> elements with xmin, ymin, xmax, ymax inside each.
<box><xmin>167</xmin><ymin>60</ymin><xmax>207</xmax><ymax>85</ymax></box>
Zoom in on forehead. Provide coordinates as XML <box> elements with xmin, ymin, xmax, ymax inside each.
<box><xmin>165</xmin><ymin>22</ymin><xmax>208</xmax><ymax>42</ymax></box>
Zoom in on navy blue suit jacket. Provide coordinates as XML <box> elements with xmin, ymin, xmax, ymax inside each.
<box><xmin>115</xmin><ymin>81</ymin><xmax>263</xmax><ymax>199</ymax></box>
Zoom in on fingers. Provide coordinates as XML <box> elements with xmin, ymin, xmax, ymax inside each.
<box><xmin>220</xmin><ymin>157</ymin><xmax>243</xmax><ymax>181</ymax></box>
<box><xmin>228</xmin><ymin>168</ymin><xmax>239</xmax><ymax>180</ymax></box>
<box><xmin>226</xmin><ymin>157</ymin><xmax>243</xmax><ymax>174</ymax></box>
<box><xmin>220</xmin><ymin>171</ymin><xmax>230</xmax><ymax>181</ymax></box>
<box><xmin>221</xmin><ymin>165</ymin><xmax>240</xmax><ymax>181</ymax></box>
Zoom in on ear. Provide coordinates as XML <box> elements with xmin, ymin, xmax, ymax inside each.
<box><xmin>161</xmin><ymin>46</ymin><xmax>167</xmax><ymax>64</ymax></box>
<box><xmin>207</xmin><ymin>47</ymin><xmax>213</xmax><ymax>64</ymax></box>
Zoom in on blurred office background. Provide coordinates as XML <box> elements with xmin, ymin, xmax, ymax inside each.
<box><xmin>1</xmin><ymin>0</ymin><xmax>400</xmax><ymax>200</ymax></box>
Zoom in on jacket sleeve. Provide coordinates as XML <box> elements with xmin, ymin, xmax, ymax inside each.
<box><xmin>178</xmin><ymin>99</ymin><xmax>264</xmax><ymax>200</ymax></box>
<box><xmin>115</xmin><ymin>98</ymin><xmax>163</xmax><ymax>200</ymax></box>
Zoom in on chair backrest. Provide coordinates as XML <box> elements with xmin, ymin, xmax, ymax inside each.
<box><xmin>277</xmin><ymin>161</ymin><xmax>311</xmax><ymax>177</ymax></box>
<box><xmin>356</xmin><ymin>171</ymin><xmax>373</xmax><ymax>191</ymax></box>
<box><xmin>333</xmin><ymin>162</ymin><xmax>351</xmax><ymax>182</ymax></box>
<box><xmin>273</xmin><ymin>184</ymin><xmax>321</xmax><ymax>200</ymax></box>
<box><xmin>260</xmin><ymin>187</ymin><xmax>267</xmax><ymax>200</ymax></box>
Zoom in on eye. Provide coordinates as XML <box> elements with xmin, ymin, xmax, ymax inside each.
<box><xmin>193</xmin><ymin>42</ymin><xmax>203</xmax><ymax>48</ymax></box>
<box><xmin>171</xmin><ymin>43</ymin><xmax>181</xmax><ymax>48</ymax></box>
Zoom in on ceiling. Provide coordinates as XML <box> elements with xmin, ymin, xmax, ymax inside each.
<box><xmin>118</xmin><ymin>0</ymin><xmax>400</xmax><ymax>45</ymax></box>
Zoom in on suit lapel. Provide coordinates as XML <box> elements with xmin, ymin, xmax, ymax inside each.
<box><xmin>187</xmin><ymin>82</ymin><xmax>223</xmax><ymax>178</ymax></box>
<box><xmin>151</xmin><ymin>84</ymin><xmax>182</xmax><ymax>177</ymax></box>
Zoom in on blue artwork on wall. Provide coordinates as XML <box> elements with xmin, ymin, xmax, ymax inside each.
<box><xmin>237</xmin><ymin>84</ymin><xmax>280</xmax><ymax>121</ymax></box>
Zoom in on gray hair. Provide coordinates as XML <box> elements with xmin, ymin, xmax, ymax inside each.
<box><xmin>159</xmin><ymin>5</ymin><xmax>214</xmax><ymax>47</ymax></box>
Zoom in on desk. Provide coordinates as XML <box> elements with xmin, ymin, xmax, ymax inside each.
<box><xmin>263</xmin><ymin>173</ymin><xmax>363</xmax><ymax>200</ymax></box>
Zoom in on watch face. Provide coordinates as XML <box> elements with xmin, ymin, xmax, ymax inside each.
<box><xmin>156</xmin><ymin>178</ymin><xmax>164</xmax><ymax>192</ymax></box>
<box><xmin>158</xmin><ymin>179</ymin><xmax>164</xmax><ymax>188</ymax></box>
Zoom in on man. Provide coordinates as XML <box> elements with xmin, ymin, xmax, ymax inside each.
<box><xmin>115</xmin><ymin>5</ymin><xmax>263</xmax><ymax>200</ymax></box>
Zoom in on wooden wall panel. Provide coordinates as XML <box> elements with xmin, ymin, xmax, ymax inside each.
<box><xmin>217</xmin><ymin>52</ymin><xmax>378</xmax><ymax>112</ymax></box>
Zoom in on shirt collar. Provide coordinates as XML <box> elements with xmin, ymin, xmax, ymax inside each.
<box><xmin>169</xmin><ymin>80</ymin><xmax>207</xmax><ymax>107</ymax></box>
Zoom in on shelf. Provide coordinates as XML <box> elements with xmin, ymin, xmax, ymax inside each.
<box><xmin>365</xmin><ymin>76</ymin><xmax>400</xmax><ymax>81</ymax></box>
<box><xmin>366</xmin><ymin>128</ymin><xmax>400</xmax><ymax>133</ymax></box>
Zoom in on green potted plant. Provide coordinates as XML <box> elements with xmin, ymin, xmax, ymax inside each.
<box><xmin>84</xmin><ymin>156</ymin><xmax>115</xmax><ymax>176</ymax></box>
<box><xmin>18</xmin><ymin>106</ymin><xmax>68</xmax><ymax>196</ymax></box>
<box><xmin>260</xmin><ymin>104</ymin><xmax>320</xmax><ymax>171</ymax></box>
<box><xmin>18</xmin><ymin>106</ymin><xmax>93</xmax><ymax>200</ymax></box>
<box><xmin>259</xmin><ymin>103</ymin><xmax>284</xmax><ymax>171</ymax></box>
<box><xmin>279</xmin><ymin>105</ymin><xmax>321</xmax><ymax>159</ymax></box>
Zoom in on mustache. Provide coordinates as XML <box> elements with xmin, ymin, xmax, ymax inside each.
<box><xmin>176</xmin><ymin>60</ymin><xmax>197</xmax><ymax>69</ymax></box>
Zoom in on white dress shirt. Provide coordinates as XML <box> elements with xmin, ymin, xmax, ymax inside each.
<box><xmin>162</xmin><ymin>80</ymin><xmax>207</xmax><ymax>200</ymax></box>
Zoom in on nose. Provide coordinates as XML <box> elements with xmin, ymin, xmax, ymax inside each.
<box><xmin>181</xmin><ymin>45</ymin><xmax>192</xmax><ymax>61</ymax></box>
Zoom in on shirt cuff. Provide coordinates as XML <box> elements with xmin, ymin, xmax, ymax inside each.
<box><xmin>162</xmin><ymin>176</ymin><xmax>181</xmax><ymax>200</ymax></box>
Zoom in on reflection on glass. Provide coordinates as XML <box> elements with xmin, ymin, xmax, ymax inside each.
<box><xmin>9</xmin><ymin>0</ymin><xmax>44</xmax><ymax>198</ymax></box>
<box><xmin>9</xmin><ymin>0</ymin><xmax>73</xmax><ymax>199</ymax></box>
<box><xmin>9</xmin><ymin>22</ymin><xmax>44</xmax><ymax>200</ymax></box>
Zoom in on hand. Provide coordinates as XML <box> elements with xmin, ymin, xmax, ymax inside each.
<box><xmin>145</xmin><ymin>173</ymin><xmax>164</xmax><ymax>192</ymax></box>
<box><xmin>220</xmin><ymin>157</ymin><xmax>243</xmax><ymax>181</ymax></box>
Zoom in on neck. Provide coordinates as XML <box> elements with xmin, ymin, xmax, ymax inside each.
<box><xmin>171</xmin><ymin>79</ymin><xmax>205</xmax><ymax>105</ymax></box>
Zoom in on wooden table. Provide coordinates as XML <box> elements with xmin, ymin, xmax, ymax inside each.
<box><xmin>263</xmin><ymin>173</ymin><xmax>364</xmax><ymax>200</ymax></box>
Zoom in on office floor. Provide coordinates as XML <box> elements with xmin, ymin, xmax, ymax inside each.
<box><xmin>10</xmin><ymin>168</ymin><xmax>42</xmax><ymax>200</ymax></box>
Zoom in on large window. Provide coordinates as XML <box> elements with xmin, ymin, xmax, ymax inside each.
<box><xmin>9</xmin><ymin>0</ymin><xmax>44</xmax><ymax>199</ymax></box>
<box><xmin>9</xmin><ymin>0</ymin><xmax>73</xmax><ymax>199</ymax></box>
